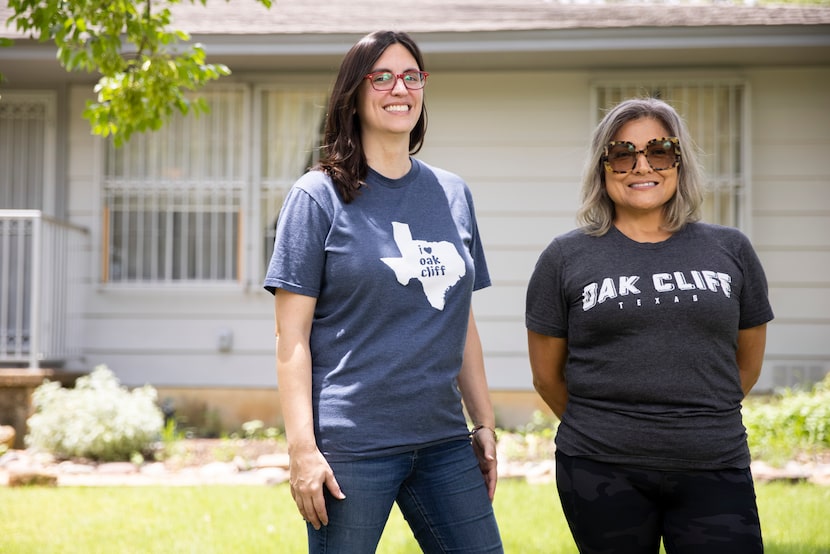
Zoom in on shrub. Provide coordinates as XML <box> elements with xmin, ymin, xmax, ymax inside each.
<box><xmin>493</xmin><ymin>410</ymin><xmax>559</xmax><ymax>462</ymax></box>
<box><xmin>25</xmin><ymin>365</ymin><xmax>164</xmax><ymax>462</ymax></box>
<box><xmin>743</xmin><ymin>374</ymin><xmax>830</xmax><ymax>464</ymax></box>
<box><xmin>237</xmin><ymin>419</ymin><xmax>283</xmax><ymax>440</ymax></box>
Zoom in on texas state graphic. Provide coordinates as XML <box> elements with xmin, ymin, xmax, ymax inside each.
<box><xmin>380</xmin><ymin>222</ymin><xmax>465</xmax><ymax>310</ymax></box>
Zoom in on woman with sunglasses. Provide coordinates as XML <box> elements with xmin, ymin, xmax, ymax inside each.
<box><xmin>526</xmin><ymin>97</ymin><xmax>773</xmax><ymax>554</ymax></box>
<box><xmin>264</xmin><ymin>30</ymin><xmax>502</xmax><ymax>553</ymax></box>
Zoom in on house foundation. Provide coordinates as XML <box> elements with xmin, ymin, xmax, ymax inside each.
<box><xmin>0</xmin><ymin>369</ymin><xmax>82</xmax><ymax>449</ymax></box>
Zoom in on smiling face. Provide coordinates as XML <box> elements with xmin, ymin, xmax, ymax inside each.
<box><xmin>605</xmin><ymin>117</ymin><xmax>679</xmax><ymax>225</ymax></box>
<box><xmin>356</xmin><ymin>43</ymin><xmax>424</xmax><ymax>144</ymax></box>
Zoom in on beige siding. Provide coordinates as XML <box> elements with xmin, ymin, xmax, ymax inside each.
<box><xmin>421</xmin><ymin>71</ymin><xmax>592</xmax><ymax>392</ymax></box>
<box><xmin>66</xmin><ymin>86</ymin><xmax>100</xmax><ymax>231</ymax></box>
<box><xmin>755</xmin><ymin>216</ymin><xmax>830</xmax><ymax>248</ymax></box>
<box><xmin>748</xmin><ymin>67</ymin><xmax>830</xmax><ymax>390</ymax></box>
<box><xmin>78</xmin><ymin>290</ymin><xmax>276</xmax><ymax>387</ymax></box>
<box><xmin>64</xmin><ymin>67</ymin><xmax>830</xmax><ymax>398</ymax></box>
<box><xmin>424</xmin><ymin>67</ymin><xmax>830</xmax><ymax>395</ymax></box>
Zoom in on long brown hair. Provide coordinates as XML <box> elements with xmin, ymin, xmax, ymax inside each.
<box><xmin>316</xmin><ymin>30</ymin><xmax>428</xmax><ymax>203</ymax></box>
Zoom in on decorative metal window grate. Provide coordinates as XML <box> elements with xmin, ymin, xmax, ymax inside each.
<box><xmin>103</xmin><ymin>185</ymin><xmax>241</xmax><ymax>282</ymax></box>
<box><xmin>102</xmin><ymin>86</ymin><xmax>326</xmax><ymax>285</ymax></box>
<box><xmin>594</xmin><ymin>81</ymin><xmax>748</xmax><ymax>228</ymax></box>
<box><xmin>104</xmin><ymin>88</ymin><xmax>246</xmax><ymax>284</ymax></box>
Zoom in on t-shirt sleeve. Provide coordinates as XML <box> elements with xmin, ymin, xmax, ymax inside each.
<box><xmin>465</xmin><ymin>186</ymin><xmax>491</xmax><ymax>291</ymax></box>
<box><xmin>737</xmin><ymin>234</ymin><xmax>774</xmax><ymax>329</ymax></box>
<box><xmin>525</xmin><ymin>239</ymin><xmax>568</xmax><ymax>338</ymax></box>
<box><xmin>263</xmin><ymin>181</ymin><xmax>332</xmax><ymax>297</ymax></box>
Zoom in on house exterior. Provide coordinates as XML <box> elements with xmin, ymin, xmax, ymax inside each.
<box><xmin>2</xmin><ymin>0</ymin><xmax>829</xmax><ymax>432</ymax></box>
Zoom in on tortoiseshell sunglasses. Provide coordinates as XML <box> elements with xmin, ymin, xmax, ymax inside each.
<box><xmin>602</xmin><ymin>137</ymin><xmax>681</xmax><ymax>174</ymax></box>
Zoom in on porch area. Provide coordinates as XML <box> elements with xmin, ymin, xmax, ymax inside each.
<box><xmin>0</xmin><ymin>210</ymin><xmax>90</xmax><ymax>447</ymax></box>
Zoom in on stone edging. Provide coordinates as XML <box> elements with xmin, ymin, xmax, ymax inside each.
<box><xmin>2</xmin><ymin>448</ymin><xmax>829</xmax><ymax>487</ymax></box>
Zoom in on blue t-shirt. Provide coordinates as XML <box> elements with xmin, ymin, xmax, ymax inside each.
<box><xmin>264</xmin><ymin>159</ymin><xmax>490</xmax><ymax>461</ymax></box>
<box><xmin>526</xmin><ymin>223</ymin><xmax>774</xmax><ymax>470</ymax></box>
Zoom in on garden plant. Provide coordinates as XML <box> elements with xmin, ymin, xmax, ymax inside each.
<box><xmin>1</xmin><ymin>371</ymin><xmax>827</xmax><ymax>552</ymax></box>
<box><xmin>25</xmin><ymin>365</ymin><xmax>164</xmax><ymax>462</ymax></box>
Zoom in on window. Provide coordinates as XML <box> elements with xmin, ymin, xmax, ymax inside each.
<box><xmin>255</xmin><ymin>88</ymin><xmax>327</xmax><ymax>271</ymax></box>
<box><xmin>0</xmin><ymin>92</ymin><xmax>57</xmax><ymax>214</ymax></box>
<box><xmin>103</xmin><ymin>86</ymin><xmax>326</xmax><ymax>285</ymax></box>
<box><xmin>594</xmin><ymin>80</ymin><xmax>748</xmax><ymax>228</ymax></box>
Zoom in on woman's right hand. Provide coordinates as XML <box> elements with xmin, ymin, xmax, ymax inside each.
<box><xmin>275</xmin><ymin>290</ymin><xmax>345</xmax><ymax>529</ymax></box>
<box><xmin>288</xmin><ymin>445</ymin><xmax>346</xmax><ymax>530</ymax></box>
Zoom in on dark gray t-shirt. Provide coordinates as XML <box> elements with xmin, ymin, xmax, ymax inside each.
<box><xmin>264</xmin><ymin>159</ymin><xmax>490</xmax><ymax>461</ymax></box>
<box><xmin>526</xmin><ymin>223</ymin><xmax>774</xmax><ymax>470</ymax></box>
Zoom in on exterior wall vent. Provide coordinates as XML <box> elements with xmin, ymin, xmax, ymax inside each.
<box><xmin>770</xmin><ymin>364</ymin><xmax>828</xmax><ymax>392</ymax></box>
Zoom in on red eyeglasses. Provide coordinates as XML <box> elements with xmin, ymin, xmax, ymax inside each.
<box><xmin>364</xmin><ymin>71</ymin><xmax>429</xmax><ymax>91</ymax></box>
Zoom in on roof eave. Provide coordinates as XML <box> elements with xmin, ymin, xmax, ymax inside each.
<box><xmin>1</xmin><ymin>25</ymin><xmax>828</xmax><ymax>85</ymax></box>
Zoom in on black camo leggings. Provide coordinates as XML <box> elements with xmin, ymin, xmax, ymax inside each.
<box><xmin>555</xmin><ymin>452</ymin><xmax>764</xmax><ymax>554</ymax></box>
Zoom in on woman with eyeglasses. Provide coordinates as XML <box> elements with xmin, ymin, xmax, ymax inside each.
<box><xmin>526</xmin><ymin>97</ymin><xmax>772</xmax><ymax>554</ymax></box>
<box><xmin>264</xmin><ymin>30</ymin><xmax>502</xmax><ymax>553</ymax></box>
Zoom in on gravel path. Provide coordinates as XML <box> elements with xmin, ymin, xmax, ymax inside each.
<box><xmin>2</xmin><ymin>438</ymin><xmax>829</xmax><ymax>487</ymax></box>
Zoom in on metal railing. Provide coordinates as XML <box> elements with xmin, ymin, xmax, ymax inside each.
<box><xmin>0</xmin><ymin>210</ymin><xmax>90</xmax><ymax>370</ymax></box>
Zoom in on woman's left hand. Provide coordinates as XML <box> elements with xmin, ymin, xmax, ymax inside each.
<box><xmin>471</xmin><ymin>426</ymin><xmax>498</xmax><ymax>501</ymax></box>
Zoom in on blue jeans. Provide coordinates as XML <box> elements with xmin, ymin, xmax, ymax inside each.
<box><xmin>307</xmin><ymin>439</ymin><xmax>503</xmax><ymax>553</ymax></box>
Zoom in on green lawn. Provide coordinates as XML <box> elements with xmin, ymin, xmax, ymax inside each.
<box><xmin>0</xmin><ymin>480</ymin><xmax>827</xmax><ymax>553</ymax></box>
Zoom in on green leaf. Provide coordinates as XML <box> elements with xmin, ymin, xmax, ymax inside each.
<box><xmin>7</xmin><ymin>0</ymin><xmax>274</xmax><ymax>145</ymax></box>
